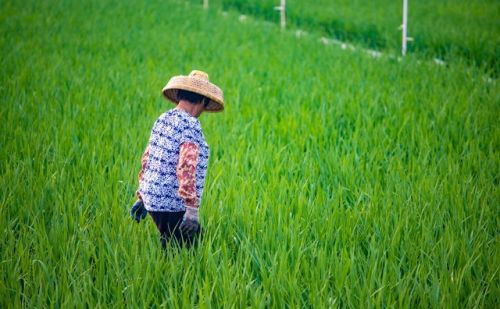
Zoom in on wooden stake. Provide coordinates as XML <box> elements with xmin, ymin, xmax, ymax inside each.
<box><xmin>402</xmin><ymin>0</ymin><xmax>408</xmax><ymax>55</ymax></box>
<box><xmin>204</xmin><ymin>0</ymin><xmax>208</xmax><ymax>9</ymax></box>
<box><xmin>281</xmin><ymin>0</ymin><xmax>286</xmax><ymax>29</ymax></box>
<box><xmin>275</xmin><ymin>0</ymin><xmax>286</xmax><ymax>29</ymax></box>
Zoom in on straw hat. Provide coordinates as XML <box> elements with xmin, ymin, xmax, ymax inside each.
<box><xmin>162</xmin><ymin>70</ymin><xmax>224</xmax><ymax>112</ymax></box>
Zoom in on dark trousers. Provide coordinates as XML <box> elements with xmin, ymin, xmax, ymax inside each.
<box><xmin>148</xmin><ymin>211</ymin><xmax>202</xmax><ymax>249</ymax></box>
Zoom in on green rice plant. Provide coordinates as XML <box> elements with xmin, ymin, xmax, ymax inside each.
<box><xmin>0</xmin><ymin>0</ymin><xmax>498</xmax><ymax>307</ymax></box>
<box><xmin>196</xmin><ymin>0</ymin><xmax>500</xmax><ymax>72</ymax></box>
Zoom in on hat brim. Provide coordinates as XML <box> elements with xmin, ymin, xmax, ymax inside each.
<box><xmin>162</xmin><ymin>76</ymin><xmax>224</xmax><ymax>112</ymax></box>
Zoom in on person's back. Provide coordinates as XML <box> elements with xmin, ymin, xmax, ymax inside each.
<box><xmin>139</xmin><ymin>109</ymin><xmax>209</xmax><ymax>212</ymax></box>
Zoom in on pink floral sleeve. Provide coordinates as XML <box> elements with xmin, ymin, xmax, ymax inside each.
<box><xmin>136</xmin><ymin>145</ymin><xmax>150</xmax><ymax>199</ymax></box>
<box><xmin>176</xmin><ymin>142</ymin><xmax>199</xmax><ymax>208</ymax></box>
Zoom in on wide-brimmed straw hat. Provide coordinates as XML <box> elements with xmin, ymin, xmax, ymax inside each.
<box><xmin>162</xmin><ymin>70</ymin><xmax>224</xmax><ymax>112</ymax></box>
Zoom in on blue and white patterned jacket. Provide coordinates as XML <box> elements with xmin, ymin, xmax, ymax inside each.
<box><xmin>139</xmin><ymin>109</ymin><xmax>209</xmax><ymax>212</ymax></box>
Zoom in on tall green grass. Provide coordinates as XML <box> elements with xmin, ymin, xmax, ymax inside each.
<box><xmin>1</xmin><ymin>0</ymin><xmax>498</xmax><ymax>307</ymax></box>
<box><xmin>198</xmin><ymin>0</ymin><xmax>500</xmax><ymax>72</ymax></box>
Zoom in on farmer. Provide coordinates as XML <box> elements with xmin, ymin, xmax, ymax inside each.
<box><xmin>130</xmin><ymin>70</ymin><xmax>224</xmax><ymax>249</ymax></box>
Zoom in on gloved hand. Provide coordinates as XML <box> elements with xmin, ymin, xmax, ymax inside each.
<box><xmin>180</xmin><ymin>206</ymin><xmax>200</xmax><ymax>237</ymax></box>
<box><xmin>130</xmin><ymin>199</ymin><xmax>148</xmax><ymax>223</ymax></box>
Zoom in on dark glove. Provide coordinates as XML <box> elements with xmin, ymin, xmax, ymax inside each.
<box><xmin>179</xmin><ymin>206</ymin><xmax>200</xmax><ymax>237</ymax></box>
<box><xmin>130</xmin><ymin>199</ymin><xmax>148</xmax><ymax>223</ymax></box>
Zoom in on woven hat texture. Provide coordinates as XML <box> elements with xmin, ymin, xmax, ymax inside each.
<box><xmin>162</xmin><ymin>70</ymin><xmax>224</xmax><ymax>112</ymax></box>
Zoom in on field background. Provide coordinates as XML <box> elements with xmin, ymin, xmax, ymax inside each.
<box><xmin>1</xmin><ymin>0</ymin><xmax>499</xmax><ymax>307</ymax></box>
<box><xmin>196</xmin><ymin>0</ymin><xmax>500</xmax><ymax>72</ymax></box>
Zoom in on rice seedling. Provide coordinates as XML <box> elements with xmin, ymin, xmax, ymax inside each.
<box><xmin>198</xmin><ymin>0</ymin><xmax>500</xmax><ymax>71</ymax></box>
<box><xmin>0</xmin><ymin>0</ymin><xmax>498</xmax><ymax>307</ymax></box>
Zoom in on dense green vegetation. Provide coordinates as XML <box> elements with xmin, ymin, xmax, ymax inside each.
<box><xmin>198</xmin><ymin>0</ymin><xmax>500</xmax><ymax>71</ymax></box>
<box><xmin>1</xmin><ymin>0</ymin><xmax>498</xmax><ymax>307</ymax></box>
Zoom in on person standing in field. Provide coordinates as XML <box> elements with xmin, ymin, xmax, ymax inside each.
<box><xmin>130</xmin><ymin>70</ymin><xmax>224</xmax><ymax>249</ymax></box>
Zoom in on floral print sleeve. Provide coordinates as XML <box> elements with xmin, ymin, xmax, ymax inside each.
<box><xmin>136</xmin><ymin>145</ymin><xmax>150</xmax><ymax>200</ymax></box>
<box><xmin>176</xmin><ymin>142</ymin><xmax>199</xmax><ymax>208</ymax></box>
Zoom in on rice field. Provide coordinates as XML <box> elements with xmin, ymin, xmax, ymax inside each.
<box><xmin>1</xmin><ymin>0</ymin><xmax>499</xmax><ymax>307</ymax></box>
<box><xmin>200</xmin><ymin>0</ymin><xmax>500</xmax><ymax>71</ymax></box>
